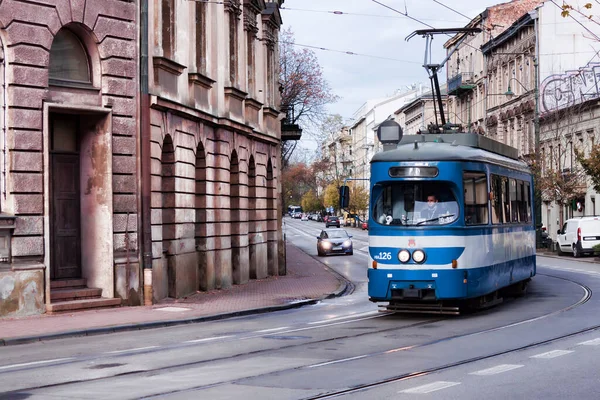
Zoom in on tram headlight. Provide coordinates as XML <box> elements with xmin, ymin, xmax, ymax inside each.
<box><xmin>398</xmin><ymin>249</ymin><xmax>410</xmax><ymax>263</ymax></box>
<box><xmin>412</xmin><ymin>250</ymin><xmax>426</xmax><ymax>264</ymax></box>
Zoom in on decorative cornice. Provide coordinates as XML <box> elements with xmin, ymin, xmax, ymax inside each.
<box><xmin>188</xmin><ymin>72</ymin><xmax>216</xmax><ymax>89</ymax></box>
<box><xmin>153</xmin><ymin>56</ymin><xmax>186</xmax><ymax>76</ymax></box>
<box><xmin>225</xmin><ymin>0</ymin><xmax>242</xmax><ymax>17</ymax></box>
<box><xmin>245</xmin><ymin>97</ymin><xmax>263</xmax><ymax>110</ymax></box>
<box><xmin>244</xmin><ymin>11</ymin><xmax>259</xmax><ymax>36</ymax></box>
<box><xmin>263</xmin><ymin>106</ymin><xmax>280</xmax><ymax>118</ymax></box>
<box><xmin>224</xmin><ymin>86</ymin><xmax>248</xmax><ymax>101</ymax></box>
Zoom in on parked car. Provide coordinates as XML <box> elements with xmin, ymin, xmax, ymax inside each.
<box><xmin>326</xmin><ymin>216</ymin><xmax>340</xmax><ymax>228</ymax></box>
<box><xmin>301</xmin><ymin>214</ymin><xmax>309</xmax><ymax>221</ymax></box>
<box><xmin>556</xmin><ymin>216</ymin><xmax>600</xmax><ymax>257</ymax></box>
<box><xmin>361</xmin><ymin>220</ymin><xmax>368</xmax><ymax>230</ymax></box>
<box><xmin>316</xmin><ymin>228</ymin><xmax>353</xmax><ymax>256</ymax></box>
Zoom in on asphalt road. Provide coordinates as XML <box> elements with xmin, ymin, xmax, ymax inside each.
<box><xmin>1</xmin><ymin>217</ymin><xmax>599</xmax><ymax>399</ymax></box>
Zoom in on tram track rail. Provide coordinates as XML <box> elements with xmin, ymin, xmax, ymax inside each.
<box><xmin>0</xmin><ymin>273</ymin><xmax>592</xmax><ymax>399</ymax></box>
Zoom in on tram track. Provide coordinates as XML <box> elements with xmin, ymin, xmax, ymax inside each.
<box><xmin>0</xmin><ymin>272</ymin><xmax>592</xmax><ymax>399</ymax></box>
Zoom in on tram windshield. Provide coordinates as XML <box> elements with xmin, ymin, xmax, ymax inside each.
<box><xmin>372</xmin><ymin>182</ymin><xmax>458</xmax><ymax>226</ymax></box>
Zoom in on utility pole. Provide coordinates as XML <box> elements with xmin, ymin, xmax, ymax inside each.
<box><xmin>530</xmin><ymin>8</ymin><xmax>543</xmax><ymax>248</ymax></box>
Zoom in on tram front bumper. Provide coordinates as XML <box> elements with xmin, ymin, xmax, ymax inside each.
<box><xmin>368</xmin><ymin>268</ymin><xmax>467</xmax><ymax>301</ymax></box>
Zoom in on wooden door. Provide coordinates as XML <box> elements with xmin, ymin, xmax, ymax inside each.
<box><xmin>51</xmin><ymin>154</ymin><xmax>81</xmax><ymax>279</ymax></box>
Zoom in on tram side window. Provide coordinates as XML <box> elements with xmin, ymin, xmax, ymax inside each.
<box><xmin>491</xmin><ymin>174</ymin><xmax>503</xmax><ymax>224</ymax></box>
<box><xmin>509</xmin><ymin>179</ymin><xmax>519</xmax><ymax>222</ymax></box>
<box><xmin>524</xmin><ymin>182</ymin><xmax>531</xmax><ymax>222</ymax></box>
<box><xmin>463</xmin><ymin>171</ymin><xmax>489</xmax><ymax>225</ymax></box>
<box><xmin>502</xmin><ymin>177</ymin><xmax>510</xmax><ymax>223</ymax></box>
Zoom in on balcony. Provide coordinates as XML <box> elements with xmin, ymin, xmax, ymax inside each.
<box><xmin>448</xmin><ymin>72</ymin><xmax>475</xmax><ymax>96</ymax></box>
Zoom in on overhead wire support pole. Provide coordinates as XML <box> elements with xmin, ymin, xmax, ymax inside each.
<box><xmin>406</xmin><ymin>27</ymin><xmax>481</xmax><ymax>130</ymax></box>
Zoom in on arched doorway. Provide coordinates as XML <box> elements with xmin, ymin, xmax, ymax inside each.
<box><xmin>46</xmin><ymin>28</ymin><xmax>114</xmax><ymax>298</ymax></box>
<box><xmin>267</xmin><ymin>159</ymin><xmax>278</xmax><ymax>276</ymax></box>
<box><xmin>248</xmin><ymin>156</ymin><xmax>258</xmax><ymax>278</ymax></box>
<box><xmin>196</xmin><ymin>141</ymin><xmax>211</xmax><ymax>290</ymax></box>
<box><xmin>161</xmin><ymin>135</ymin><xmax>176</xmax><ymax>297</ymax></box>
<box><xmin>231</xmin><ymin>150</ymin><xmax>248</xmax><ymax>284</ymax></box>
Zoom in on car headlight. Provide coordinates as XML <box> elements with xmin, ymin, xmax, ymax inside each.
<box><xmin>398</xmin><ymin>249</ymin><xmax>410</xmax><ymax>263</ymax></box>
<box><xmin>343</xmin><ymin>240</ymin><xmax>351</xmax><ymax>247</ymax></box>
<box><xmin>322</xmin><ymin>242</ymin><xmax>332</xmax><ymax>249</ymax></box>
<box><xmin>412</xmin><ymin>249</ymin><xmax>426</xmax><ymax>264</ymax></box>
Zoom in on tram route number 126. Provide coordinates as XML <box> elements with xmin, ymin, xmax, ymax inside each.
<box><xmin>374</xmin><ymin>251</ymin><xmax>392</xmax><ymax>261</ymax></box>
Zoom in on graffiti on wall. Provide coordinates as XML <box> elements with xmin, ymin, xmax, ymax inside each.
<box><xmin>540</xmin><ymin>62</ymin><xmax>600</xmax><ymax>114</ymax></box>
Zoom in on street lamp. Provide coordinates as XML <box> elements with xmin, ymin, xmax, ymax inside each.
<box><xmin>504</xmin><ymin>77</ymin><xmax>531</xmax><ymax>98</ymax></box>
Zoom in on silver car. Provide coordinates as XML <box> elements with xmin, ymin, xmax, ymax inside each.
<box><xmin>316</xmin><ymin>229</ymin><xmax>353</xmax><ymax>256</ymax></box>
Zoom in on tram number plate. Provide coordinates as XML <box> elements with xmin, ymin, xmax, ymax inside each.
<box><xmin>403</xmin><ymin>289</ymin><xmax>421</xmax><ymax>298</ymax></box>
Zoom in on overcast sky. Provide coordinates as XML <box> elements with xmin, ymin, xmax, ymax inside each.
<box><xmin>280</xmin><ymin>0</ymin><xmax>502</xmax><ymax>153</ymax></box>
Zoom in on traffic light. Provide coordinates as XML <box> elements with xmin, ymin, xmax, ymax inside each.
<box><xmin>339</xmin><ymin>185</ymin><xmax>349</xmax><ymax>209</ymax></box>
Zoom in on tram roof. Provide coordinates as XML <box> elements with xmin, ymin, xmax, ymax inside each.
<box><xmin>371</xmin><ymin>133</ymin><xmax>530</xmax><ymax>172</ymax></box>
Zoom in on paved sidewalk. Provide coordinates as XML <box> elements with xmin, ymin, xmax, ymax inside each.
<box><xmin>0</xmin><ymin>243</ymin><xmax>350</xmax><ymax>346</ymax></box>
<box><xmin>537</xmin><ymin>249</ymin><xmax>600</xmax><ymax>264</ymax></box>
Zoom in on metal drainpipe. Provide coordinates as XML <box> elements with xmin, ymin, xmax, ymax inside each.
<box><xmin>1</xmin><ymin>41</ymin><xmax>6</xmax><ymax>212</ymax></box>
<box><xmin>140</xmin><ymin>0</ymin><xmax>153</xmax><ymax>305</ymax></box>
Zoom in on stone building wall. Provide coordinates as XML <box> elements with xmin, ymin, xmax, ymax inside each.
<box><xmin>0</xmin><ymin>0</ymin><xmax>139</xmax><ymax>317</ymax></box>
<box><xmin>146</xmin><ymin>0</ymin><xmax>283</xmax><ymax>301</ymax></box>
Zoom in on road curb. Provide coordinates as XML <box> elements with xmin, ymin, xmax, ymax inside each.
<box><xmin>0</xmin><ymin>252</ymin><xmax>352</xmax><ymax>347</ymax></box>
<box><xmin>0</xmin><ymin>299</ymin><xmax>323</xmax><ymax>347</ymax></box>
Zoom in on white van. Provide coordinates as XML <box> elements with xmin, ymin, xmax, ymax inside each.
<box><xmin>556</xmin><ymin>217</ymin><xmax>600</xmax><ymax>257</ymax></box>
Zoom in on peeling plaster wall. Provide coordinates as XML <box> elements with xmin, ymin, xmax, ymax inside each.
<box><xmin>0</xmin><ymin>269</ymin><xmax>44</xmax><ymax>317</ymax></box>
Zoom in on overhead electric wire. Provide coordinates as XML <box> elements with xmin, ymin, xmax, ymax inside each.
<box><xmin>370</xmin><ymin>0</ymin><xmax>483</xmax><ymax>54</ymax></box>
<box><xmin>548</xmin><ymin>0</ymin><xmax>600</xmax><ymax>41</ymax></box>
<box><xmin>370</xmin><ymin>0</ymin><xmax>435</xmax><ymax>29</ymax></box>
<box><xmin>280</xmin><ymin>6</ymin><xmax>464</xmax><ymax>22</ymax></box>
<box><xmin>282</xmin><ymin>41</ymin><xmax>423</xmax><ymax>64</ymax></box>
<box><xmin>431</xmin><ymin>0</ymin><xmax>472</xmax><ymax>21</ymax></box>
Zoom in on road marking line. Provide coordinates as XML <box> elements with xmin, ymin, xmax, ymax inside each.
<box><xmin>578</xmin><ymin>338</ymin><xmax>600</xmax><ymax>346</ymax></box>
<box><xmin>106</xmin><ymin>346</ymin><xmax>159</xmax><ymax>354</ymax></box>
<box><xmin>255</xmin><ymin>327</ymin><xmax>290</xmax><ymax>333</ymax></box>
<box><xmin>0</xmin><ymin>358</ymin><xmax>74</xmax><ymax>371</ymax></box>
<box><xmin>400</xmin><ymin>381</ymin><xmax>461</xmax><ymax>394</ymax></box>
<box><xmin>185</xmin><ymin>335</ymin><xmax>233</xmax><ymax>343</ymax></box>
<box><xmin>469</xmin><ymin>364</ymin><xmax>523</xmax><ymax>376</ymax></box>
<box><xmin>305</xmin><ymin>354</ymin><xmax>368</xmax><ymax>368</ymax></box>
<box><xmin>308</xmin><ymin>311</ymin><xmax>378</xmax><ymax>325</ymax></box>
<box><xmin>530</xmin><ymin>350</ymin><xmax>573</xmax><ymax>359</ymax></box>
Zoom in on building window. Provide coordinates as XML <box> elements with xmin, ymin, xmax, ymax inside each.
<box><xmin>247</xmin><ymin>31</ymin><xmax>255</xmax><ymax>94</ymax></box>
<box><xmin>229</xmin><ymin>11</ymin><xmax>239</xmax><ymax>84</ymax></box>
<box><xmin>162</xmin><ymin>0</ymin><xmax>175</xmax><ymax>58</ymax></box>
<box><xmin>49</xmin><ymin>29</ymin><xmax>91</xmax><ymax>86</ymax></box>
<box><xmin>195</xmin><ymin>2</ymin><xmax>206</xmax><ymax>72</ymax></box>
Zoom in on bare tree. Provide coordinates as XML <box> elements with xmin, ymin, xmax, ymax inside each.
<box><xmin>539</xmin><ymin>100</ymin><xmax>594</xmax><ymax>224</ymax></box>
<box><xmin>279</xmin><ymin>28</ymin><xmax>339</xmax><ymax>167</ymax></box>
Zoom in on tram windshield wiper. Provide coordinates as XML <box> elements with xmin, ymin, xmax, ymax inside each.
<box><xmin>416</xmin><ymin>214</ymin><xmax>456</xmax><ymax>226</ymax></box>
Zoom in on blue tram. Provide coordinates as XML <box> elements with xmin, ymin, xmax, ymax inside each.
<box><xmin>367</xmin><ymin>133</ymin><xmax>535</xmax><ymax>314</ymax></box>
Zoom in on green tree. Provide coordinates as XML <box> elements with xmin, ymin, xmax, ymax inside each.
<box><xmin>323</xmin><ymin>182</ymin><xmax>340</xmax><ymax>213</ymax></box>
<box><xmin>301</xmin><ymin>190</ymin><xmax>323</xmax><ymax>213</ymax></box>
<box><xmin>349</xmin><ymin>184</ymin><xmax>370</xmax><ymax>216</ymax></box>
<box><xmin>576</xmin><ymin>144</ymin><xmax>600</xmax><ymax>193</ymax></box>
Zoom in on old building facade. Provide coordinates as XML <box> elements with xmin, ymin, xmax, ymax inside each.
<box><xmin>0</xmin><ymin>0</ymin><xmax>286</xmax><ymax>318</ymax></box>
<box><xmin>393</xmin><ymin>87</ymin><xmax>448</xmax><ymax>135</ymax></box>
<box><xmin>0</xmin><ymin>0</ymin><xmax>138</xmax><ymax>317</ymax></box>
<box><xmin>143</xmin><ymin>0</ymin><xmax>285</xmax><ymax>302</ymax></box>
<box><xmin>445</xmin><ymin>0</ymin><xmax>600</xmax><ymax>242</ymax></box>
<box><xmin>444</xmin><ymin>0</ymin><xmax>540</xmax><ymax>135</ymax></box>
